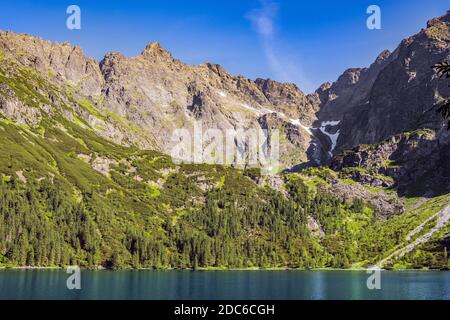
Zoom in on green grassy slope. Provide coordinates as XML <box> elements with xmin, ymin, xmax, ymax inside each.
<box><xmin>0</xmin><ymin>49</ymin><xmax>448</xmax><ymax>270</ymax></box>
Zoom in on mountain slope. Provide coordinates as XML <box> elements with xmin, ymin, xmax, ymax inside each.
<box><xmin>0</xmin><ymin>57</ymin><xmax>445</xmax><ymax>269</ymax></box>
<box><xmin>0</xmin><ymin>13</ymin><xmax>449</xmax><ymax>270</ymax></box>
<box><xmin>331</xmin><ymin>128</ymin><xmax>450</xmax><ymax>197</ymax></box>
<box><xmin>376</xmin><ymin>199</ymin><xmax>450</xmax><ymax>268</ymax></box>
<box><xmin>0</xmin><ymin>31</ymin><xmax>320</xmax><ymax>169</ymax></box>
<box><xmin>0</xmin><ymin>50</ymin><xmax>385</xmax><ymax>269</ymax></box>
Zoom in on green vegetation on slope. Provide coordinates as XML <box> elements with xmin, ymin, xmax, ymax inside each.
<box><xmin>0</xmin><ymin>48</ymin><xmax>448</xmax><ymax>270</ymax></box>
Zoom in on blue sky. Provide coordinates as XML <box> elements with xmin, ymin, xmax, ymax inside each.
<box><xmin>0</xmin><ymin>0</ymin><xmax>447</xmax><ymax>92</ymax></box>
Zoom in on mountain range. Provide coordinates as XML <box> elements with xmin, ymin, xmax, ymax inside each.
<box><xmin>0</xmin><ymin>12</ymin><xmax>448</xmax><ymax>270</ymax></box>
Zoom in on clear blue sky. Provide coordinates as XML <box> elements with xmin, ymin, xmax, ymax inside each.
<box><xmin>0</xmin><ymin>0</ymin><xmax>447</xmax><ymax>92</ymax></box>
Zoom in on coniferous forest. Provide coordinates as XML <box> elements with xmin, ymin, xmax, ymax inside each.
<box><xmin>1</xmin><ymin>166</ymin><xmax>448</xmax><ymax>270</ymax></box>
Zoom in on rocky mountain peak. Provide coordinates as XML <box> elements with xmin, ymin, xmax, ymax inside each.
<box><xmin>255</xmin><ymin>78</ymin><xmax>306</xmax><ymax>103</ymax></box>
<box><xmin>375</xmin><ymin>50</ymin><xmax>392</xmax><ymax>64</ymax></box>
<box><xmin>317</xmin><ymin>82</ymin><xmax>331</xmax><ymax>91</ymax></box>
<box><xmin>143</xmin><ymin>41</ymin><xmax>163</xmax><ymax>52</ymax></box>
<box><xmin>427</xmin><ymin>11</ymin><xmax>450</xmax><ymax>28</ymax></box>
<box><xmin>141</xmin><ymin>41</ymin><xmax>174</xmax><ymax>62</ymax></box>
<box><xmin>337</xmin><ymin>68</ymin><xmax>365</xmax><ymax>86</ymax></box>
<box><xmin>204</xmin><ymin>63</ymin><xmax>228</xmax><ymax>77</ymax></box>
<box><xmin>423</xmin><ymin>11</ymin><xmax>449</xmax><ymax>44</ymax></box>
<box><xmin>102</xmin><ymin>51</ymin><xmax>126</xmax><ymax>62</ymax></box>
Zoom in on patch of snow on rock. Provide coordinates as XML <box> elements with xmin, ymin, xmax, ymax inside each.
<box><xmin>321</xmin><ymin>120</ymin><xmax>341</xmax><ymax>127</ymax></box>
<box><xmin>263</xmin><ymin>108</ymin><xmax>277</xmax><ymax>115</ymax></box>
<box><xmin>319</xmin><ymin>120</ymin><xmax>341</xmax><ymax>156</ymax></box>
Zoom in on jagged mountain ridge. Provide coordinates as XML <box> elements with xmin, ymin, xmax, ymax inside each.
<box><xmin>316</xmin><ymin>12</ymin><xmax>450</xmax><ymax>198</ymax></box>
<box><xmin>0</xmin><ymin>12</ymin><xmax>448</xmax><ymax>174</ymax></box>
<box><xmin>0</xmin><ymin>32</ymin><xmax>320</xmax><ymax>169</ymax></box>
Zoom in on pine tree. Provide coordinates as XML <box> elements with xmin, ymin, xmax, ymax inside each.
<box><xmin>433</xmin><ymin>61</ymin><xmax>450</xmax><ymax>129</ymax></box>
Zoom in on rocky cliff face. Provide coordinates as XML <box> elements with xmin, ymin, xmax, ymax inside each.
<box><xmin>315</xmin><ymin>12</ymin><xmax>450</xmax><ymax>160</ymax></box>
<box><xmin>330</xmin><ymin>128</ymin><xmax>450</xmax><ymax>197</ymax></box>
<box><xmin>321</xmin><ymin>12</ymin><xmax>450</xmax><ymax>199</ymax></box>
<box><xmin>0</xmin><ymin>31</ymin><xmax>104</xmax><ymax>97</ymax></box>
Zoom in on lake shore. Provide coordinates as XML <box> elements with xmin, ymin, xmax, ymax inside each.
<box><xmin>0</xmin><ymin>265</ymin><xmax>448</xmax><ymax>272</ymax></box>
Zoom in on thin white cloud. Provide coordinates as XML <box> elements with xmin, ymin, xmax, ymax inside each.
<box><xmin>247</xmin><ymin>0</ymin><xmax>278</xmax><ymax>36</ymax></box>
<box><xmin>246</xmin><ymin>0</ymin><xmax>313</xmax><ymax>92</ymax></box>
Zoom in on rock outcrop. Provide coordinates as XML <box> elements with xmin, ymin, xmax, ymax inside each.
<box><xmin>331</xmin><ymin>128</ymin><xmax>450</xmax><ymax>197</ymax></box>
<box><xmin>315</xmin><ymin>12</ymin><xmax>450</xmax><ymax>161</ymax></box>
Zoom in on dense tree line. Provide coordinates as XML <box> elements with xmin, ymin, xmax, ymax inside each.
<box><xmin>0</xmin><ymin>175</ymin><xmax>336</xmax><ymax>269</ymax></box>
<box><xmin>1</xmin><ymin>174</ymin><xmax>448</xmax><ymax>270</ymax></box>
<box><xmin>0</xmin><ymin>179</ymin><xmax>100</xmax><ymax>267</ymax></box>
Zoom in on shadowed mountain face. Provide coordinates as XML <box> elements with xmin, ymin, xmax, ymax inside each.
<box><xmin>319</xmin><ymin>12</ymin><xmax>450</xmax><ymax>197</ymax></box>
<box><xmin>331</xmin><ymin>128</ymin><xmax>450</xmax><ymax>197</ymax></box>
<box><xmin>314</xmin><ymin>12</ymin><xmax>449</xmax><ymax>160</ymax></box>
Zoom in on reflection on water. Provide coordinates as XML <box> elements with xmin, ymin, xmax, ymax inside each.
<box><xmin>0</xmin><ymin>270</ymin><xmax>449</xmax><ymax>300</ymax></box>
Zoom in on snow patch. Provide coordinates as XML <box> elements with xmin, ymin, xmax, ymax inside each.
<box><xmin>319</xmin><ymin>120</ymin><xmax>341</xmax><ymax>156</ymax></box>
<box><xmin>328</xmin><ymin>93</ymin><xmax>338</xmax><ymax>101</ymax></box>
<box><xmin>321</xmin><ymin>120</ymin><xmax>341</xmax><ymax>127</ymax></box>
<box><xmin>218</xmin><ymin>91</ymin><xmax>227</xmax><ymax>98</ymax></box>
<box><xmin>236</xmin><ymin>104</ymin><xmax>315</xmax><ymax>138</ymax></box>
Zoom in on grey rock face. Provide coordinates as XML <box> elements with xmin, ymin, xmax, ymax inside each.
<box><xmin>331</xmin><ymin>128</ymin><xmax>450</xmax><ymax>197</ymax></box>
<box><xmin>0</xmin><ymin>31</ymin><xmax>104</xmax><ymax>97</ymax></box>
<box><xmin>316</xmin><ymin>12</ymin><xmax>449</xmax><ymax>159</ymax></box>
<box><xmin>0</xmin><ymin>31</ymin><xmax>320</xmax><ymax>169</ymax></box>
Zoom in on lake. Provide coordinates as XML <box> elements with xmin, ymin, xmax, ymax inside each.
<box><xmin>0</xmin><ymin>270</ymin><xmax>449</xmax><ymax>300</ymax></box>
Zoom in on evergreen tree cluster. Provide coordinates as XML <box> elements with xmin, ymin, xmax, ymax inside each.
<box><xmin>0</xmin><ymin>174</ymin><xmax>369</xmax><ymax>269</ymax></box>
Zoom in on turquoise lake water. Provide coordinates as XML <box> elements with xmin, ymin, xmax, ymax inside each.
<box><xmin>0</xmin><ymin>270</ymin><xmax>449</xmax><ymax>300</ymax></box>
